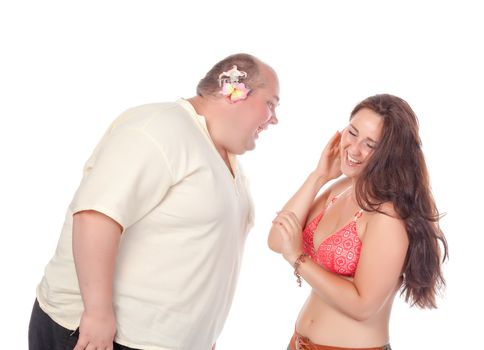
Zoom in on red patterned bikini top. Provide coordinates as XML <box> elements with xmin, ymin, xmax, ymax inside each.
<box><xmin>302</xmin><ymin>188</ymin><xmax>363</xmax><ymax>277</ymax></box>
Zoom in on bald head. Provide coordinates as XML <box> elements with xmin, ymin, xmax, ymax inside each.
<box><xmin>196</xmin><ymin>53</ymin><xmax>276</xmax><ymax>99</ymax></box>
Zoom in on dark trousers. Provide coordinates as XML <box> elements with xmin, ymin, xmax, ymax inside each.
<box><xmin>28</xmin><ymin>299</ymin><xmax>138</xmax><ymax>350</ymax></box>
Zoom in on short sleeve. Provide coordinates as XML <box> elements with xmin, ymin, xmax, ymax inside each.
<box><xmin>71</xmin><ymin>127</ymin><xmax>174</xmax><ymax>231</ymax></box>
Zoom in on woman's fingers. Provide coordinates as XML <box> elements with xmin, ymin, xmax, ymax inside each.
<box><xmin>273</xmin><ymin>211</ymin><xmax>301</xmax><ymax>233</ymax></box>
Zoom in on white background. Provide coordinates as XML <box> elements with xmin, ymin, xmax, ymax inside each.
<box><xmin>1</xmin><ymin>1</ymin><xmax>482</xmax><ymax>349</ymax></box>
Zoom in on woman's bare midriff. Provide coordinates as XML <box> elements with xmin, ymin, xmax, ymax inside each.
<box><xmin>295</xmin><ymin>285</ymin><xmax>397</xmax><ymax>348</ymax></box>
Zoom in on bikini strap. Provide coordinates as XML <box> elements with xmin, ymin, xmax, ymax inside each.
<box><xmin>326</xmin><ymin>186</ymin><xmax>353</xmax><ymax>210</ymax></box>
<box><xmin>354</xmin><ymin>208</ymin><xmax>364</xmax><ymax>221</ymax></box>
<box><xmin>333</xmin><ymin>186</ymin><xmax>363</xmax><ymax>221</ymax></box>
<box><xmin>324</xmin><ymin>186</ymin><xmax>363</xmax><ymax>221</ymax></box>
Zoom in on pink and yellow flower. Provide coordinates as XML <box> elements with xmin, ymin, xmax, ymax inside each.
<box><xmin>220</xmin><ymin>82</ymin><xmax>250</xmax><ymax>102</ymax></box>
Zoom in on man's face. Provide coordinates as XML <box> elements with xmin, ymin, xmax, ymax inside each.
<box><xmin>231</xmin><ymin>64</ymin><xmax>280</xmax><ymax>154</ymax></box>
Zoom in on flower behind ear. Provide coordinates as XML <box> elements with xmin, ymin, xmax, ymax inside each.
<box><xmin>221</xmin><ymin>82</ymin><xmax>251</xmax><ymax>102</ymax></box>
<box><xmin>218</xmin><ymin>65</ymin><xmax>251</xmax><ymax>103</ymax></box>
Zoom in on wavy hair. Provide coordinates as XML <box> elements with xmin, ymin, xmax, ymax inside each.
<box><xmin>352</xmin><ymin>94</ymin><xmax>448</xmax><ymax>308</ymax></box>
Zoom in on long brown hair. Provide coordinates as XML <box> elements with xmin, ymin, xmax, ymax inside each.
<box><xmin>352</xmin><ymin>94</ymin><xmax>448</xmax><ymax>308</ymax></box>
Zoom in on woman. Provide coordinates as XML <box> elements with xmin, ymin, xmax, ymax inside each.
<box><xmin>268</xmin><ymin>94</ymin><xmax>447</xmax><ymax>350</ymax></box>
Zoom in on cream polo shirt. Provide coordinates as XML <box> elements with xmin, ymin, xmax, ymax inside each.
<box><xmin>36</xmin><ymin>100</ymin><xmax>254</xmax><ymax>350</ymax></box>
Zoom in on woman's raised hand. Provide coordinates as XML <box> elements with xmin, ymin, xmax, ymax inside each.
<box><xmin>315</xmin><ymin>131</ymin><xmax>342</xmax><ymax>181</ymax></box>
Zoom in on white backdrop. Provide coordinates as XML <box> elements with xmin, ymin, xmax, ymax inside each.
<box><xmin>1</xmin><ymin>1</ymin><xmax>482</xmax><ymax>349</ymax></box>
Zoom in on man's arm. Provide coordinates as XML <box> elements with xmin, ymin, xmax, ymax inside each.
<box><xmin>72</xmin><ymin>210</ymin><xmax>122</xmax><ymax>350</ymax></box>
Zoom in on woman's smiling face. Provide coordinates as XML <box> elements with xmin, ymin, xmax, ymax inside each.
<box><xmin>340</xmin><ymin>107</ymin><xmax>384</xmax><ymax>178</ymax></box>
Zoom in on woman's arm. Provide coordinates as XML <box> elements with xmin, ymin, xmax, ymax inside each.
<box><xmin>268</xmin><ymin>131</ymin><xmax>342</xmax><ymax>253</ymax></box>
<box><xmin>267</xmin><ymin>172</ymin><xmax>330</xmax><ymax>253</ymax></box>
<box><xmin>276</xmin><ymin>206</ymin><xmax>409</xmax><ymax>321</ymax></box>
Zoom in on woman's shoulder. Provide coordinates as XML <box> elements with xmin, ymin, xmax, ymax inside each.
<box><xmin>364</xmin><ymin>202</ymin><xmax>407</xmax><ymax>239</ymax></box>
<box><xmin>369</xmin><ymin>201</ymin><xmax>400</xmax><ymax>219</ymax></box>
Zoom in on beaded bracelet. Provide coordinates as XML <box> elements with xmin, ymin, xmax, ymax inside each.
<box><xmin>293</xmin><ymin>253</ymin><xmax>308</xmax><ymax>287</ymax></box>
